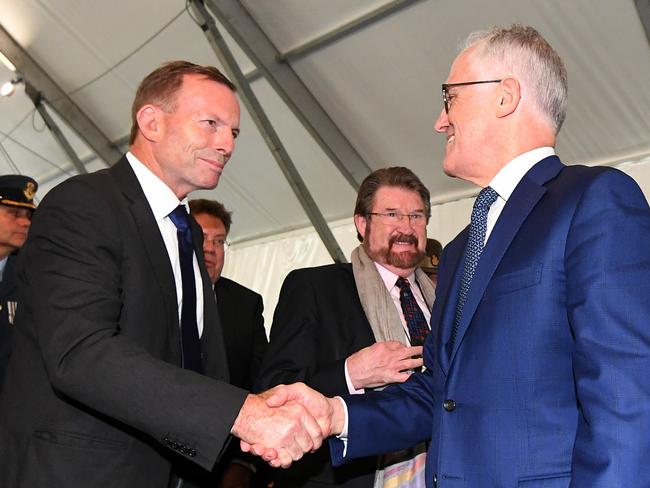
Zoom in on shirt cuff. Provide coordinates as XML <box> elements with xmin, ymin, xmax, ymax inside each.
<box><xmin>344</xmin><ymin>358</ymin><xmax>365</xmax><ymax>395</ymax></box>
<box><xmin>334</xmin><ymin>396</ymin><xmax>349</xmax><ymax>456</ymax></box>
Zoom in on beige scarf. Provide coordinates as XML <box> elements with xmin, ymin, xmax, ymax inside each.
<box><xmin>351</xmin><ymin>244</ymin><xmax>434</xmax><ymax>488</ymax></box>
<box><xmin>351</xmin><ymin>245</ymin><xmax>435</xmax><ymax>344</ymax></box>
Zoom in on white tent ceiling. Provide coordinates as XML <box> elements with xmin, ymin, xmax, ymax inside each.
<box><xmin>1</xmin><ymin>0</ymin><xmax>649</xmax><ymax>249</ymax></box>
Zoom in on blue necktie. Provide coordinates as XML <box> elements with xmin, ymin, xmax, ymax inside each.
<box><xmin>449</xmin><ymin>186</ymin><xmax>498</xmax><ymax>351</ymax></box>
<box><xmin>168</xmin><ymin>205</ymin><xmax>202</xmax><ymax>373</ymax></box>
<box><xmin>395</xmin><ymin>277</ymin><xmax>429</xmax><ymax>346</ymax></box>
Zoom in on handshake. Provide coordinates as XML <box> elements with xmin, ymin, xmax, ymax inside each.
<box><xmin>231</xmin><ymin>383</ymin><xmax>345</xmax><ymax>468</ymax></box>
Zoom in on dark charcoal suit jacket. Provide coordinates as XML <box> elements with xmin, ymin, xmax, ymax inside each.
<box><xmin>256</xmin><ymin>263</ymin><xmax>377</xmax><ymax>488</ymax></box>
<box><xmin>213</xmin><ymin>276</ymin><xmax>268</xmax><ymax>484</ymax></box>
<box><xmin>215</xmin><ymin>277</ymin><xmax>267</xmax><ymax>391</ymax></box>
<box><xmin>0</xmin><ymin>157</ymin><xmax>248</xmax><ymax>488</ymax></box>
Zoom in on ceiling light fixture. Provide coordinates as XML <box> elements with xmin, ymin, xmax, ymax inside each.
<box><xmin>0</xmin><ymin>51</ymin><xmax>16</xmax><ymax>72</ymax></box>
<box><xmin>0</xmin><ymin>76</ymin><xmax>22</xmax><ymax>97</ymax></box>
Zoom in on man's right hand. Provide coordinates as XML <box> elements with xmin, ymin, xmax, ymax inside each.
<box><xmin>238</xmin><ymin>383</ymin><xmax>345</xmax><ymax>468</ymax></box>
<box><xmin>347</xmin><ymin>340</ymin><xmax>423</xmax><ymax>390</ymax></box>
<box><xmin>231</xmin><ymin>385</ymin><xmax>324</xmax><ymax>468</ymax></box>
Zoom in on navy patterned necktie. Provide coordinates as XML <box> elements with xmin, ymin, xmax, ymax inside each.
<box><xmin>449</xmin><ymin>186</ymin><xmax>499</xmax><ymax>351</ymax></box>
<box><xmin>395</xmin><ymin>277</ymin><xmax>430</xmax><ymax>346</ymax></box>
<box><xmin>168</xmin><ymin>205</ymin><xmax>202</xmax><ymax>373</ymax></box>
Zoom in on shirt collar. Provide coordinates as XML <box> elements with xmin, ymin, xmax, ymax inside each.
<box><xmin>489</xmin><ymin>147</ymin><xmax>555</xmax><ymax>202</ymax></box>
<box><xmin>126</xmin><ymin>151</ymin><xmax>187</xmax><ymax>220</ymax></box>
<box><xmin>373</xmin><ymin>261</ymin><xmax>416</xmax><ymax>290</ymax></box>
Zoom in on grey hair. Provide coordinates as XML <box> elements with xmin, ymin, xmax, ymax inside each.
<box><xmin>462</xmin><ymin>25</ymin><xmax>568</xmax><ymax>133</ymax></box>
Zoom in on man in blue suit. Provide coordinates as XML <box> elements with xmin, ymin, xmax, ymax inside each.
<box><xmin>248</xmin><ymin>24</ymin><xmax>650</xmax><ymax>487</ymax></box>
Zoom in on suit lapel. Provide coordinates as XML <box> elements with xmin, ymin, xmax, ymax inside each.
<box><xmin>191</xmin><ymin>217</ymin><xmax>229</xmax><ymax>380</ymax></box>
<box><xmin>110</xmin><ymin>158</ymin><xmax>179</xmax><ymax>338</ymax></box>
<box><xmin>447</xmin><ymin>156</ymin><xmax>564</xmax><ymax>365</ymax></box>
<box><xmin>433</xmin><ymin>229</ymin><xmax>468</xmax><ymax>373</ymax></box>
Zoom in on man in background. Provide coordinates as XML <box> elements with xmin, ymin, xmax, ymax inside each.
<box><xmin>0</xmin><ymin>175</ymin><xmax>37</xmax><ymax>390</ymax></box>
<box><xmin>256</xmin><ymin>167</ymin><xmax>433</xmax><ymax>487</ymax></box>
<box><xmin>190</xmin><ymin>198</ymin><xmax>268</xmax><ymax>487</ymax></box>
<box><xmin>418</xmin><ymin>238</ymin><xmax>442</xmax><ymax>285</ymax></box>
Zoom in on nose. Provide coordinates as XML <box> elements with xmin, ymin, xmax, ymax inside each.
<box><xmin>434</xmin><ymin>107</ymin><xmax>449</xmax><ymax>133</ymax></box>
<box><xmin>203</xmin><ymin>238</ymin><xmax>216</xmax><ymax>255</ymax></box>
<box><xmin>17</xmin><ymin>215</ymin><xmax>31</xmax><ymax>228</ymax></box>
<box><xmin>214</xmin><ymin>127</ymin><xmax>235</xmax><ymax>157</ymax></box>
<box><xmin>397</xmin><ymin>215</ymin><xmax>416</xmax><ymax>233</ymax></box>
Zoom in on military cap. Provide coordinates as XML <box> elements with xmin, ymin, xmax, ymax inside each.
<box><xmin>418</xmin><ymin>238</ymin><xmax>442</xmax><ymax>273</ymax></box>
<box><xmin>0</xmin><ymin>174</ymin><xmax>38</xmax><ymax>210</ymax></box>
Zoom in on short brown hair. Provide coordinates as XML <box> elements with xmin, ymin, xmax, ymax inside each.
<box><xmin>129</xmin><ymin>60</ymin><xmax>236</xmax><ymax>145</ymax></box>
<box><xmin>189</xmin><ymin>198</ymin><xmax>233</xmax><ymax>234</ymax></box>
<box><xmin>354</xmin><ymin>167</ymin><xmax>431</xmax><ymax>242</ymax></box>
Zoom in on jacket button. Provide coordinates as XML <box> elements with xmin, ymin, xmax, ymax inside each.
<box><xmin>443</xmin><ymin>399</ymin><xmax>456</xmax><ymax>411</ymax></box>
<box><xmin>189</xmin><ymin>449</ymin><xmax>197</xmax><ymax>457</ymax></box>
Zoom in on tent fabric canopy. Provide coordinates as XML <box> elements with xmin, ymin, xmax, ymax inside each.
<box><xmin>1</xmin><ymin>0</ymin><xmax>649</xmax><ymax>323</ymax></box>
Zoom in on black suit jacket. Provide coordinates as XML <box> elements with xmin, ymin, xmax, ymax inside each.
<box><xmin>255</xmin><ymin>263</ymin><xmax>376</xmax><ymax>487</ymax></box>
<box><xmin>0</xmin><ymin>157</ymin><xmax>248</xmax><ymax>488</ymax></box>
<box><xmin>213</xmin><ymin>276</ymin><xmax>268</xmax><ymax>484</ymax></box>
<box><xmin>0</xmin><ymin>254</ymin><xmax>18</xmax><ymax>390</ymax></box>
<box><xmin>215</xmin><ymin>277</ymin><xmax>267</xmax><ymax>391</ymax></box>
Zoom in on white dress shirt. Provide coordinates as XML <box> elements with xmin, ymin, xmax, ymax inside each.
<box><xmin>126</xmin><ymin>152</ymin><xmax>205</xmax><ymax>337</ymax></box>
<box><xmin>485</xmin><ymin>147</ymin><xmax>555</xmax><ymax>243</ymax></box>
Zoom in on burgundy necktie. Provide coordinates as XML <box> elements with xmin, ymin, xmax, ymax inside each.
<box><xmin>395</xmin><ymin>277</ymin><xmax>429</xmax><ymax>346</ymax></box>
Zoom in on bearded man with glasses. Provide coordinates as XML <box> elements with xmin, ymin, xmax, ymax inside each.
<box><xmin>256</xmin><ymin>166</ymin><xmax>435</xmax><ymax>488</ymax></box>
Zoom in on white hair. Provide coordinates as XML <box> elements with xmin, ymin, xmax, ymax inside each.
<box><xmin>463</xmin><ymin>25</ymin><xmax>568</xmax><ymax>133</ymax></box>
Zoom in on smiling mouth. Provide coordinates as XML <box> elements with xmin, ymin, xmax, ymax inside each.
<box><xmin>200</xmin><ymin>156</ymin><xmax>226</xmax><ymax>172</ymax></box>
<box><xmin>390</xmin><ymin>234</ymin><xmax>418</xmax><ymax>249</ymax></box>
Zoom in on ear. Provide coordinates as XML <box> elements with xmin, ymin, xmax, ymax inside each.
<box><xmin>354</xmin><ymin>214</ymin><xmax>368</xmax><ymax>241</ymax></box>
<box><xmin>135</xmin><ymin>104</ymin><xmax>163</xmax><ymax>142</ymax></box>
<box><xmin>496</xmin><ymin>77</ymin><xmax>521</xmax><ymax>118</ymax></box>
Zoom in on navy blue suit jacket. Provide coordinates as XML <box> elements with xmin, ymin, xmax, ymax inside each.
<box><xmin>331</xmin><ymin>157</ymin><xmax>650</xmax><ymax>487</ymax></box>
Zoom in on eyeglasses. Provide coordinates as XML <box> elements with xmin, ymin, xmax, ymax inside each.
<box><xmin>367</xmin><ymin>212</ymin><xmax>427</xmax><ymax>225</ymax></box>
<box><xmin>441</xmin><ymin>79</ymin><xmax>502</xmax><ymax>113</ymax></box>
<box><xmin>204</xmin><ymin>235</ymin><xmax>229</xmax><ymax>249</ymax></box>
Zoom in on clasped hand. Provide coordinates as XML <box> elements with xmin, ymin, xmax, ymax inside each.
<box><xmin>231</xmin><ymin>383</ymin><xmax>342</xmax><ymax>468</ymax></box>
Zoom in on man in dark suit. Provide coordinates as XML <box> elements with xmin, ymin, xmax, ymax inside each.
<box><xmin>256</xmin><ymin>167</ymin><xmax>434</xmax><ymax>487</ymax></box>
<box><xmin>190</xmin><ymin>198</ymin><xmax>268</xmax><ymax>487</ymax></box>
<box><xmin>0</xmin><ymin>61</ymin><xmax>328</xmax><ymax>488</ymax></box>
<box><xmin>254</xmin><ymin>25</ymin><xmax>650</xmax><ymax>487</ymax></box>
<box><xmin>0</xmin><ymin>175</ymin><xmax>37</xmax><ymax>390</ymax></box>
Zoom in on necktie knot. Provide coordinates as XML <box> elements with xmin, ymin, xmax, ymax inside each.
<box><xmin>474</xmin><ymin>186</ymin><xmax>499</xmax><ymax>212</ymax></box>
<box><xmin>168</xmin><ymin>205</ymin><xmax>190</xmax><ymax>232</ymax></box>
<box><xmin>395</xmin><ymin>276</ymin><xmax>410</xmax><ymax>292</ymax></box>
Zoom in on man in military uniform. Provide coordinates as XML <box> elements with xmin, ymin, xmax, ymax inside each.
<box><xmin>0</xmin><ymin>174</ymin><xmax>37</xmax><ymax>390</ymax></box>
